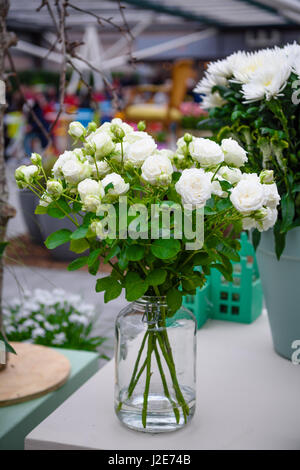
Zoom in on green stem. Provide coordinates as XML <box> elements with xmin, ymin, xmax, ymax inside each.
<box><xmin>127</xmin><ymin>331</ymin><xmax>148</xmax><ymax>394</ymax></box>
<box><xmin>142</xmin><ymin>331</ymin><xmax>153</xmax><ymax>428</ymax></box>
<box><xmin>153</xmin><ymin>341</ymin><xmax>180</xmax><ymax>424</ymax></box>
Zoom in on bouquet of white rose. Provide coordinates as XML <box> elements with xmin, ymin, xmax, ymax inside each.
<box><xmin>15</xmin><ymin>118</ymin><xmax>278</xmax><ymax>430</ymax></box>
<box><xmin>194</xmin><ymin>42</ymin><xmax>300</xmax><ymax>257</ymax></box>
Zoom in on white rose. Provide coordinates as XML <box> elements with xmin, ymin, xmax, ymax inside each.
<box><xmin>46</xmin><ymin>180</ymin><xmax>63</xmax><ymax>196</ymax></box>
<box><xmin>30</xmin><ymin>153</ymin><xmax>42</xmax><ymax>166</ymax></box>
<box><xmin>218</xmin><ymin>166</ymin><xmax>242</xmax><ymax>184</ymax></box>
<box><xmin>92</xmin><ymin>160</ymin><xmax>110</xmax><ymax>178</ymax></box>
<box><xmin>175</xmin><ymin>168</ymin><xmax>212</xmax><ymax>208</ymax></box>
<box><xmin>260</xmin><ymin>169</ymin><xmax>274</xmax><ymax>184</ymax></box>
<box><xmin>68</xmin><ymin>121</ymin><xmax>85</xmax><ymax>139</ymax></box>
<box><xmin>52</xmin><ymin>151</ymin><xmax>77</xmax><ymax>179</ymax></box>
<box><xmin>242</xmin><ymin>216</ymin><xmax>257</xmax><ymax>231</ymax></box>
<box><xmin>39</xmin><ymin>192</ymin><xmax>53</xmax><ymax>207</ymax></box>
<box><xmin>61</xmin><ymin>159</ymin><xmax>91</xmax><ymax>185</ymax></box>
<box><xmin>257</xmin><ymin>207</ymin><xmax>278</xmax><ymax>232</ymax></box>
<box><xmin>263</xmin><ymin>183</ymin><xmax>280</xmax><ymax>209</ymax></box>
<box><xmin>111</xmin><ymin>118</ymin><xmax>134</xmax><ymax>135</ymax></box>
<box><xmin>141</xmin><ymin>154</ymin><xmax>173</xmax><ymax>186</ymax></box>
<box><xmin>230</xmin><ymin>176</ymin><xmax>265</xmax><ymax>214</ymax></box>
<box><xmin>102</xmin><ymin>172</ymin><xmax>129</xmax><ymax>195</ymax></box>
<box><xmin>15</xmin><ymin>165</ymin><xmax>39</xmax><ymax>186</ymax></box>
<box><xmin>176</xmin><ymin>136</ymin><xmax>189</xmax><ymax>156</ymax></box>
<box><xmin>189</xmin><ymin>138</ymin><xmax>224</xmax><ymax>168</ymax></box>
<box><xmin>90</xmin><ymin>220</ymin><xmax>106</xmax><ymax>239</ymax></box>
<box><xmin>221</xmin><ymin>138</ymin><xmax>248</xmax><ymax>167</ymax></box>
<box><xmin>78</xmin><ymin>178</ymin><xmax>104</xmax><ymax>213</ymax></box>
<box><xmin>152</xmin><ymin>148</ymin><xmax>175</xmax><ymax>161</ymax></box>
<box><xmin>86</xmin><ymin>131</ymin><xmax>115</xmax><ymax>158</ymax></box>
<box><xmin>124</xmin><ymin>131</ymin><xmax>157</xmax><ymax>167</ymax></box>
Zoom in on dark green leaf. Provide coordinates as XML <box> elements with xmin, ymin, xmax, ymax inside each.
<box><xmin>252</xmin><ymin>229</ymin><xmax>261</xmax><ymax>251</ymax></box>
<box><xmin>151</xmin><ymin>239</ymin><xmax>181</xmax><ymax>260</ymax></box>
<box><xmin>125</xmin><ymin>272</ymin><xmax>148</xmax><ymax>301</ymax></box>
<box><xmin>146</xmin><ymin>268</ymin><xmax>167</xmax><ymax>286</ymax></box>
<box><xmin>0</xmin><ymin>332</ymin><xmax>17</xmax><ymax>355</ymax></box>
<box><xmin>104</xmin><ymin>244</ymin><xmax>120</xmax><ymax>263</ymax></box>
<box><xmin>67</xmin><ymin>256</ymin><xmax>88</xmax><ymax>271</ymax></box>
<box><xmin>88</xmin><ymin>248</ymin><xmax>101</xmax><ymax>267</ymax></box>
<box><xmin>166</xmin><ymin>288</ymin><xmax>182</xmax><ymax>313</ymax></box>
<box><xmin>45</xmin><ymin>229</ymin><xmax>72</xmax><ymax>249</ymax></box>
<box><xmin>125</xmin><ymin>244</ymin><xmax>145</xmax><ymax>261</ymax></box>
<box><xmin>281</xmin><ymin>193</ymin><xmax>295</xmax><ymax>232</ymax></box>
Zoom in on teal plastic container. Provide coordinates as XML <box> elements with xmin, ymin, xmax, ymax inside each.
<box><xmin>182</xmin><ymin>279</ymin><xmax>211</xmax><ymax>328</ymax></box>
<box><xmin>182</xmin><ymin>233</ymin><xmax>263</xmax><ymax>328</ymax></box>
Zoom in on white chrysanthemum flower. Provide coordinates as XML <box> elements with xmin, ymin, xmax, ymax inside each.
<box><xmin>175</xmin><ymin>168</ymin><xmax>212</xmax><ymax>208</ymax></box>
<box><xmin>78</xmin><ymin>178</ymin><xmax>105</xmax><ymax>213</ymax></box>
<box><xmin>221</xmin><ymin>138</ymin><xmax>248</xmax><ymax>167</ymax></box>
<box><xmin>263</xmin><ymin>183</ymin><xmax>281</xmax><ymax>209</ymax></box>
<box><xmin>141</xmin><ymin>154</ymin><xmax>173</xmax><ymax>186</ymax></box>
<box><xmin>201</xmin><ymin>91</ymin><xmax>227</xmax><ymax>109</ymax></box>
<box><xmin>123</xmin><ymin>131</ymin><xmax>157</xmax><ymax>167</ymax></box>
<box><xmin>101</xmin><ymin>172</ymin><xmax>130</xmax><ymax>195</ymax></box>
<box><xmin>218</xmin><ymin>166</ymin><xmax>242</xmax><ymax>184</ymax></box>
<box><xmin>189</xmin><ymin>138</ymin><xmax>224</xmax><ymax>168</ymax></box>
<box><xmin>242</xmin><ymin>63</ymin><xmax>291</xmax><ymax>103</ymax></box>
<box><xmin>230</xmin><ymin>175</ymin><xmax>265</xmax><ymax>214</ymax></box>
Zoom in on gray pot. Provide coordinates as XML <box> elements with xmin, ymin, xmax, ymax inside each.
<box><xmin>257</xmin><ymin>228</ymin><xmax>300</xmax><ymax>360</ymax></box>
<box><xmin>18</xmin><ymin>190</ymin><xmax>44</xmax><ymax>245</ymax></box>
<box><xmin>39</xmin><ymin>215</ymin><xmax>80</xmax><ymax>262</ymax></box>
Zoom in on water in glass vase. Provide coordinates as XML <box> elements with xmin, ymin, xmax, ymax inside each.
<box><xmin>115</xmin><ymin>297</ymin><xmax>197</xmax><ymax>433</ymax></box>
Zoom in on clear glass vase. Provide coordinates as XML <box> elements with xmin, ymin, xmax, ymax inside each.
<box><xmin>115</xmin><ymin>296</ymin><xmax>197</xmax><ymax>433</ymax></box>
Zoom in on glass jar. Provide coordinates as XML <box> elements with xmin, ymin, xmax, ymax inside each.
<box><xmin>115</xmin><ymin>296</ymin><xmax>197</xmax><ymax>433</ymax></box>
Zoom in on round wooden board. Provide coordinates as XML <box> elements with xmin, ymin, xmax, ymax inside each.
<box><xmin>0</xmin><ymin>342</ymin><xmax>71</xmax><ymax>407</ymax></box>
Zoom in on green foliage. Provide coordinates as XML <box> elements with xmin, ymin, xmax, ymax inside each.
<box><xmin>45</xmin><ymin>229</ymin><xmax>72</xmax><ymax>249</ymax></box>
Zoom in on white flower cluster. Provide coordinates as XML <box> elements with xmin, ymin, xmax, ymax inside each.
<box><xmin>194</xmin><ymin>42</ymin><xmax>300</xmax><ymax>105</ymax></box>
<box><xmin>3</xmin><ymin>288</ymin><xmax>98</xmax><ymax>347</ymax></box>
<box><xmin>15</xmin><ymin>117</ymin><xmax>279</xmax><ymax>235</ymax></box>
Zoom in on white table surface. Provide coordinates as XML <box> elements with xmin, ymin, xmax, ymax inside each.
<box><xmin>25</xmin><ymin>311</ymin><xmax>300</xmax><ymax>450</ymax></box>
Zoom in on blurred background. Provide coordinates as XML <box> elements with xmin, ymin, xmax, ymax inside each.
<box><xmin>3</xmin><ymin>0</ymin><xmax>300</xmax><ymax>360</ymax></box>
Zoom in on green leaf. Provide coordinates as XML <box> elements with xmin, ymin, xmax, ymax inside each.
<box><xmin>252</xmin><ymin>229</ymin><xmax>261</xmax><ymax>251</ymax></box>
<box><xmin>125</xmin><ymin>244</ymin><xmax>145</xmax><ymax>261</ymax></box>
<box><xmin>0</xmin><ymin>242</ymin><xmax>8</xmax><ymax>258</ymax></box>
<box><xmin>69</xmin><ymin>238</ymin><xmax>89</xmax><ymax>254</ymax></box>
<box><xmin>166</xmin><ymin>288</ymin><xmax>182</xmax><ymax>313</ymax></box>
<box><xmin>67</xmin><ymin>256</ymin><xmax>88</xmax><ymax>271</ymax></box>
<box><xmin>70</xmin><ymin>225</ymin><xmax>89</xmax><ymax>240</ymax></box>
<box><xmin>281</xmin><ymin>193</ymin><xmax>295</xmax><ymax>232</ymax></box>
<box><xmin>146</xmin><ymin>268</ymin><xmax>167</xmax><ymax>286</ymax></box>
<box><xmin>211</xmin><ymin>263</ymin><xmax>232</xmax><ymax>282</ymax></box>
<box><xmin>0</xmin><ymin>332</ymin><xmax>17</xmax><ymax>355</ymax></box>
<box><xmin>88</xmin><ymin>258</ymin><xmax>100</xmax><ymax>276</ymax></box>
<box><xmin>96</xmin><ymin>276</ymin><xmax>122</xmax><ymax>302</ymax></box>
<box><xmin>45</xmin><ymin>229</ymin><xmax>72</xmax><ymax>249</ymax></box>
<box><xmin>125</xmin><ymin>272</ymin><xmax>148</xmax><ymax>301</ymax></box>
<box><xmin>35</xmin><ymin>205</ymin><xmax>48</xmax><ymax>214</ymax></box>
<box><xmin>151</xmin><ymin>239</ymin><xmax>181</xmax><ymax>260</ymax></box>
<box><xmin>216</xmin><ymin>242</ymin><xmax>240</xmax><ymax>262</ymax></box>
<box><xmin>88</xmin><ymin>248</ymin><xmax>101</xmax><ymax>267</ymax></box>
<box><xmin>104</xmin><ymin>245</ymin><xmax>120</xmax><ymax>263</ymax></box>
<box><xmin>192</xmin><ymin>252</ymin><xmax>210</xmax><ymax>266</ymax></box>
<box><xmin>72</xmin><ymin>201</ymin><xmax>82</xmax><ymax>213</ymax></box>
<box><xmin>47</xmin><ymin>199</ymin><xmax>71</xmax><ymax>219</ymax></box>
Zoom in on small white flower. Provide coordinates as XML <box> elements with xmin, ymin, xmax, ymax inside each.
<box><xmin>230</xmin><ymin>175</ymin><xmax>265</xmax><ymax>214</ymax></box>
<box><xmin>78</xmin><ymin>178</ymin><xmax>105</xmax><ymax>213</ymax></box>
<box><xmin>123</xmin><ymin>131</ymin><xmax>157</xmax><ymax>167</ymax></box>
<box><xmin>189</xmin><ymin>138</ymin><xmax>224</xmax><ymax>168</ymax></box>
<box><xmin>260</xmin><ymin>170</ymin><xmax>274</xmax><ymax>184</ymax></box>
<box><xmin>175</xmin><ymin>168</ymin><xmax>212</xmax><ymax>208</ymax></box>
<box><xmin>86</xmin><ymin>131</ymin><xmax>115</xmax><ymax>158</ymax></box>
<box><xmin>263</xmin><ymin>183</ymin><xmax>280</xmax><ymax>209</ymax></box>
<box><xmin>69</xmin><ymin>121</ymin><xmax>86</xmax><ymax>139</ymax></box>
<box><xmin>141</xmin><ymin>154</ymin><xmax>173</xmax><ymax>186</ymax></box>
<box><xmin>52</xmin><ymin>332</ymin><xmax>67</xmax><ymax>345</ymax></box>
<box><xmin>30</xmin><ymin>153</ymin><xmax>42</xmax><ymax>166</ymax></box>
<box><xmin>221</xmin><ymin>138</ymin><xmax>248</xmax><ymax>167</ymax></box>
<box><xmin>61</xmin><ymin>159</ymin><xmax>91</xmax><ymax>185</ymax></box>
<box><xmin>218</xmin><ymin>166</ymin><xmax>242</xmax><ymax>184</ymax></box>
<box><xmin>91</xmin><ymin>160</ymin><xmax>110</xmax><ymax>178</ymax></box>
<box><xmin>46</xmin><ymin>179</ymin><xmax>63</xmax><ymax>196</ymax></box>
<box><xmin>32</xmin><ymin>327</ymin><xmax>46</xmax><ymax>339</ymax></box>
<box><xmin>15</xmin><ymin>165</ymin><xmax>39</xmax><ymax>187</ymax></box>
<box><xmin>101</xmin><ymin>172</ymin><xmax>129</xmax><ymax>195</ymax></box>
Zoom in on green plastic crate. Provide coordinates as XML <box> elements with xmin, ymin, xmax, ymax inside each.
<box><xmin>182</xmin><ymin>232</ymin><xmax>263</xmax><ymax>327</ymax></box>
<box><xmin>182</xmin><ymin>278</ymin><xmax>211</xmax><ymax>329</ymax></box>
